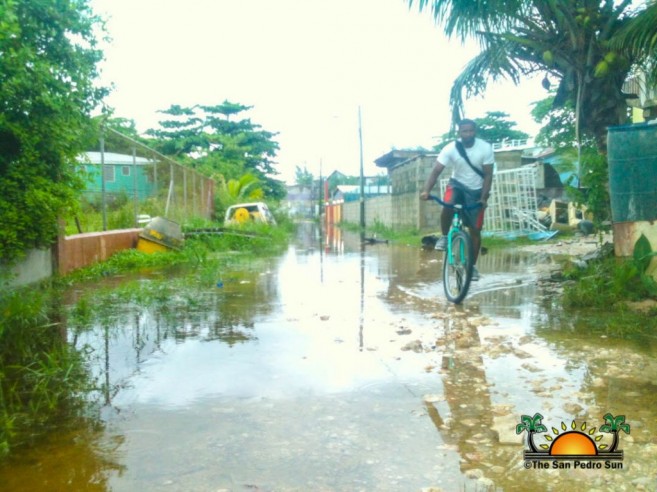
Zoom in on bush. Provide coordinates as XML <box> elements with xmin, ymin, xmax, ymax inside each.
<box><xmin>0</xmin><ymin>288</ymin><xmax>93</xmax><ymax>458</ymax></box>
<box><xmin>563</xmin><ymin>256</ymin><xmax>657</xmax><ymax>308</ymax></box>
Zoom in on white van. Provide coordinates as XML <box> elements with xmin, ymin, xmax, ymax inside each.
<box><xmin>224</xmin><ymin>202</ymin><xmax>277</xmax><ymax>225</ymax></box>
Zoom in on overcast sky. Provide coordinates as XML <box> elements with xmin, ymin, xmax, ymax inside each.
<box><xmin>90</xmin><ymin>0</ymin><xmax>544</xmax><ymax>183</ymax></box>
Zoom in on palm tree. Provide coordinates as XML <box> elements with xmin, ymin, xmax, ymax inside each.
<box><xmin>516</xmin><ymin>413</ymin><xmax>547</xmax><ymax>452</ymax></box>
<box><xmin>295</xmin><ymin>165</ymin><xmax>314</xmax><ymax>188</ymax></box>
<box><xmin>599</xmin><ymin>413</ymin><xmax>630</xmax><ymax>452</ymax></box>
<box><xmin>408</xmin><ymin>0</ymin><xmax>654</xmax><ymax>154</ymax></box>
<box><xmin>216</xmin><ymin>173</ymin><xmax>264</xmax><ymax>208</ymax></box>
<box><xmin>611</xmin><ymin>1</ymin><xmax>657</xmax><ymax>84</ymax></box>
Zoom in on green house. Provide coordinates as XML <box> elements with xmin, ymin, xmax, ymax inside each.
<box><xmin>78</xmin><ymin>151</ymin><xmax>156</xmax><ymax>201</ymax></box>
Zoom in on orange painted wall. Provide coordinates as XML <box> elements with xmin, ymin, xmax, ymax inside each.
<box><xmin>57</xmin><ymin>229</ymin><xmax>141</xmax><ymax>275</ymax></box>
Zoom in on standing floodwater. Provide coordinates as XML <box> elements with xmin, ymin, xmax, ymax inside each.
<box><xmin>1</xmin><ymin>223</ymin><xmax>656</xmax><ymax>491</ymax></box>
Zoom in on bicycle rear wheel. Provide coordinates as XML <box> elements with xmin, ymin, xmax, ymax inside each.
<box><xmin>442</xmin><ymin>230</ymin><xmax>474</xmax><ymax>304</ymax></box>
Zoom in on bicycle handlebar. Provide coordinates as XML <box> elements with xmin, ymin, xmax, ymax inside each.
<box><xmin>428</xmin><ymin>194</ymin><xmax>482</xmax><ymax>211</ymax></box>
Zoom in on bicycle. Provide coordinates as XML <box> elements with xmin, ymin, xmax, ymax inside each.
<box><xmin>428</xmin><ymin>195</ymin><xmax>482</xmax><ymax>304</ymax></box>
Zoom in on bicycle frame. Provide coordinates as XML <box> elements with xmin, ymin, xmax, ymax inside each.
<box><xmin>428</xmin><ymin>194</ymin><xmax>481</xmax><ymax>303</ymax></box>
<box><xmin>428</xmin><ymin>193</ymin><xmax>480</xmax><ymax>240</ymax></box>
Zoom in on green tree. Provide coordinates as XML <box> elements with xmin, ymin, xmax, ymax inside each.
<box><xmin>294</xmin><ymin>165</ymin><xmax>314</xmax><ymax>188</ymax></box>
<box><xmin>145</xmin><ymin>104</ymin><xmax>206</xmax><ymax>160</ymax></box>
<box><xmin>146</xmin><ymin>101</ymin><xmax>286</xmax><ymax>200</ymax></box>
<box><xmin>0</xmin><ymin>0</ymin><xmax>107</xmax><ymax>264</ymax></box>
<box><xmin>530</xmin><ymin>93</ymin><xmax>580</xmax><ymax>180</ymax></box>
<box><xmin>515</xmin><ymin>413</ymin><xmax>547</xmax><ymax>452</ymax></box>
<box><xmin>432</xmin><ymin>111</ymin><xmax>528</xmax><ymax>151</ymax></box>
<box><xmin>80</xmin><ymin>116</ymin><xmax>147</xmax><ymax>155</ymax></box>
<box><xmin>409</xmin><ymin>0</ymin><xmax>653</xmax><ymax>151</ymax></box>
<box><xmin>571</xmin><ymin>148</ymin><xmax>612</xmax><ymax>225</ymax></box>
<box><xmin>216</xmin><ymin>173</ymin><xmax>264</xmax><ymax>206</ymax></box>
<box><xmin>471</xmin><ymin>111</ymin><xmax>529</xmax><ymax>144</ymax></box>
<box><xmin>215</xmin><ymin>173</ymin><xmax>265</xmax><ymax>221</ymax></box>
<box><xmin>599</xmin><ymin>413</ymin><xmax>630</xmax><ymax>452</ymax></box>
<box><xmin>530</xmin><ymin>93</ymin><xmax>613</xmax><ymax>225</ymax></box>
<box><xmin>530</xmin><ymin>93</ymin><xmax>577</xmax><ymax>149</ymax></box>
<box><xmin>611</xmin><ymin>1</ymin><xmax>657</xmax><ymax>84</ymax></box>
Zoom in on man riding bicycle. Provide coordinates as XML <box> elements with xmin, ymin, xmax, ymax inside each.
<box><xmin>420</xmin><ymin>119</ymin><xmax>494</xmax><ymax>281</ymax></box>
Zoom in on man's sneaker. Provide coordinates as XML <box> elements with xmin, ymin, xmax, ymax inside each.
<box><xmin>471</xmin><ymin>266</ymin><xmax>480</xmax><ymax>281</ymax></box>
<box><xmin>434</xmin><ymin>236</ymin><xmax>447</xmax><ymax>251</ymax></box>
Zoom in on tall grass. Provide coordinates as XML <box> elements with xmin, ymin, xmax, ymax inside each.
<box><xmin>1</xmin><ymin>215</ymin><xmax>294</xmax><ymax>458</ymax></box>
<box><xmin>562</xmin><ymin>256</ymin><xmax>657</xmax><ymax>309</ymax></box>
<box><xmin>0</xmin><ymin>287</ymin><xmax>93</xmax><ymax>458</ymax></box>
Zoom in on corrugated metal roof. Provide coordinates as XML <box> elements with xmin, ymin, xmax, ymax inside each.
<box><xmin>79</xmin><ymin>151</ymin><xmax>153</xmax><ymax>165</ymax></box>
<box><xmin>374</xmin><ymin>150</ymin><xmax>431</xmax><ymax>168</ymax></box>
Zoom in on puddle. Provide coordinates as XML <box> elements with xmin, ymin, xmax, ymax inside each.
<box><xmin>1</xmin><ymin>223</ymin><xmax>656</xmax><ymax>491</ymax></box>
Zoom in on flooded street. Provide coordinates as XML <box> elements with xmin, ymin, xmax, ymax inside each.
<box><xmin>2</xmin><ymin>223</ymin><xmax>657</xmax><ymax>491</ymax></box>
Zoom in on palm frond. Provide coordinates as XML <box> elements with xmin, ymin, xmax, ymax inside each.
<box><xmin>448</xmin><ymin>39</ymin><xmax>527</xmax><ymax>121</ymax></box>
<box><xmin>611</xmin><ymin>1</ymin><xmax>657</xmax><ymax>82</ymax></box>
<box><xmin>613</xmin><ymin>2</ymin><xmax>657</xmax><ymax>52</ymax></box>
<box><xmin>237</xmin><ymin>174</ymin><xmax>263</xmax><ymax>200</ymax></box>
<box><xmin>408</xmin><ymin>0</ymin><xmax>527</xmax><ymax>40</ymax></box>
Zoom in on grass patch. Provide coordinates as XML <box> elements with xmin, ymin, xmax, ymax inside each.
<box><xmin>562</xmin><ymin>255</ymin><xmax>657</xmax><ymax>309</ymax></box>
<box><xmin>0</xmin><ymin>287</ymin><xmax>95</xmax><ymax>459</ymax></box>
<box><xmin>63</xmin><ymin>194</ymin><xmax>164</xmax><ymax>235</ymax></box>
<box><xmin>1</xmin><ymin>217</ymin><xmax>295</xmax><ymax>459</ymax></box>
<box><xmin>338</xmin><ymin>220</ymin><xmax>420</xmax><ymax>245</ymax></box>
<box><xmin>535</xmin><ymin>304</ymin><xmax>657</xmax><ymax>344</ymax></box>
<box><xmin>481</xmin><ymin>234</ymin><xmax>545</xmax><ymax>250</ymax></box>
<box><xmin>59</xmin><ymin>219</ymin><xmax>294</xmax><ymax>284</ymax></box>
<box><xmin>337</xmin><ymin>219</ymin><xmax>571</xmax><ymax>250</ymax></box>
<box><xmin>561</xmin><ymin>233</ymin><xmax>657</xmax><ymax>310</ymax></box>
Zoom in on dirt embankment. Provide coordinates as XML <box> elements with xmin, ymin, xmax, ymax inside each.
<box><xmin>515</xmin><ymin>232</ymin><xmax>613</xmax><ymax>258</ymax></box>
<box><xmin>519</xmin><ymin>232</ymin><xmax>657</xmax><ymax>312</ymax></box>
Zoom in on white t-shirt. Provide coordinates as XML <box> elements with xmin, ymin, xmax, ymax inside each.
<box><xmin>436</xmin><ymin>138</ymin><xmax>495</xmax><ymax>190</ymax></box>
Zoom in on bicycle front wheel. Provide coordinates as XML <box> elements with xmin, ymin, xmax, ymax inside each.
<box><xmin>442</xmin><ymin>230</ymin><xmax>474</xmax><ymax>304</ymax></box>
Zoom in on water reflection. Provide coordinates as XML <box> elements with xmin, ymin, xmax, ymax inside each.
<box><xmin>0</xmin><ymin>418</ymin><xmax>124</xmax><ymax>491</ymax></box>
<box><xmin>372</xmin><ymin>231</ymin><xmax>657</xmax><ymax>490</ymax></box>
<box><xmin>425</xmin><ymin>312</ymin><xmax>497</xmax><ymax>470</ymax></box>
<box><xmin>70</xmin><ymin>260</ymin><xmax>284</xmax><ymax>395</ymax></box>
<box><xmin>1</xmin><ymin>224</ymin><xmax>656</xmax><ymax>490</ymax></box>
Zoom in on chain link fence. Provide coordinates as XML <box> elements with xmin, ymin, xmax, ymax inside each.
<box><xmin>75</xmin><ymin>128</ymin><xmax>214</xmax><ymax>232</ymax></box>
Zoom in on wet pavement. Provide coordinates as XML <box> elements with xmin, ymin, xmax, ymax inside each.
<box><xmin>1</xmin><ymin>223</ymin><xmax>657</xmax><ymax>491</ymax></box>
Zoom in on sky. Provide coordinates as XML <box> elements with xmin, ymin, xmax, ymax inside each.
<box><xmin>90</xmin><ymin>0</ymin><xmax>544</xmax><ymax>183</ymax></box>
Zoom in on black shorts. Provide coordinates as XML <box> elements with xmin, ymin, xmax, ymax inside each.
<box><xmin>443</xmin><ymin>178</ymin><xmax>484</xmax><ymax>230</ymax></box>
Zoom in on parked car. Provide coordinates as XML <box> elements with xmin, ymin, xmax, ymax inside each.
<box><xmin>224</xmin><ymin>202</ymin><xmax>277</xmax><ymax>225</ymax></box>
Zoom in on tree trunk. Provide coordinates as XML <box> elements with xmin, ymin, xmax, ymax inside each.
<box><xmin>528</xmin><ymin>430</ymin><xmax>538</xmax><ymax>452</ymax></box>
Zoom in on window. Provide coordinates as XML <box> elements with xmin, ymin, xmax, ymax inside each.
<box><xmin>103</xmin><ymin>165</ymin><xmax>115</xmax><ymax>182</ymax></box>
<box><xmin>122</xmin><ymin>166</ymin><xmax>131</xmax><ymax>177</ymax></box>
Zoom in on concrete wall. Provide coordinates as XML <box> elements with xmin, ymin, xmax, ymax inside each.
<box><xmin>367</xmin><ymin>195</ymin><xmax>392</xmax><ymax>226</ymax></box>
<box><xmin>57</xmin><ymin>229</ymin><xmax>141</xmax><ymax>276</ymax></box>
<box><xmin>392</xmin><ymin>155</ymin><xmax>442</xmax><ymax>231</ymax></box>
<box><xmin>613</xmin><ymin>221</ymin><xmax>657</xmax><ymax>277</ymax></box>
<box><xmin>342</xmin><ymin>195</ymin><xmax>393</xmax><ymax>228</ymax></box>
<box><xmin>5</xmin><ymin>249</ymin><xmax>54</xmax><ymax>287</ymax></box>
<box><xmin>340</xmin><ymin>155</ymin><xmax>442</xmax><ymax>232</ymax></box>
<box><xmin>342</xmin><ymin>201</ymin><xmax>359</xmax><ymax>225</ymax></box>
<box><xmin>494</xmin><ymin>149</ymin><xmax>524</xmax><ymax>170</ymax></box>
<box><xmin>342</xmin><ymin>191</ymin><xmax>441</xmax><ymax>232</ymax></box>
<box><xmin>4</xmin><ymin>228</ymin><xmax>151</xmax><ymax>287</ymax></box>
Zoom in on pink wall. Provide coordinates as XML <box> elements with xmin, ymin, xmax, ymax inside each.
<box><xmin>57</xmin><ymin>229</ymin><xmax>141</xmax><ymax>275</ymax></box>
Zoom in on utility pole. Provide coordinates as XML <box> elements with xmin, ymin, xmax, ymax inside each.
<box><xmin>99</xmin><ymin>129</ymin><xmax>107</xmax><ymax>231</ymax></box>
<box><xmin>318</xmin><ymin>158</ymin><xmax>323</xmax><ymax>220</ymax></box>
<box><xmin>358</xmin><ymin>106</ymin><xmax>365</xmax><ymax>232</ymax></box>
